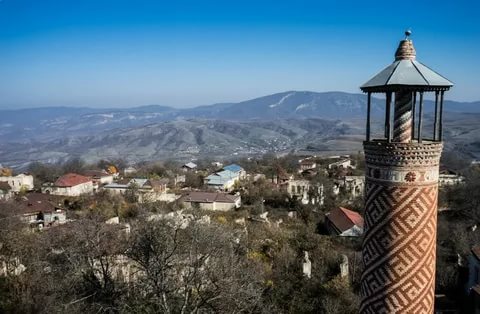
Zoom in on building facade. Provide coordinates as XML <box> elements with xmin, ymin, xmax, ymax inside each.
<box><xmin>0</xmin><ymin>173</ymin><xmax>34</xmax><ymax>193</ymax></box>
<box><xmin>180</xmin><ymin>191</ymin><xmax>241</xmax><ymax>211</ymax></box>
<box><xmin>43</xmin><ymin>173</ymin><xmax>94</xmax><ymax>196</ymax></box>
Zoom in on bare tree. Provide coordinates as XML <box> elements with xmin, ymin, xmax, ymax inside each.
<box><xmin>126</xmin><ymin>218</ymin><xmax>269</xmax><ymax>313</ymax></box>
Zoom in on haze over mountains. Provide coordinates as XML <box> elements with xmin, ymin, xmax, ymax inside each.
<box><xmin>1</xmin><ymin>91</ymin><xmax>480</xmax><ymax>168</ymax></box>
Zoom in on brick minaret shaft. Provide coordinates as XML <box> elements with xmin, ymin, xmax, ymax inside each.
<box><xmin>393</xmin><ymin>39</ymin><xmax>415</xmax><ymax>143</ymax></box>
<box><xmin>360</xmin><ymin>39</ymin><xmax>442</xmax><ymax>313</ymax></box>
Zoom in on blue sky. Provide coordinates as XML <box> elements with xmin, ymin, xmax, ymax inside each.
<box><xmin>0</xmin><ymin>0</ymin><xmax>479</xmax><ymax>108</ymax></box>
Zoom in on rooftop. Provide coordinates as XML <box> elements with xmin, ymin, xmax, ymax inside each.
<box><xmin>55</xmin><ymin>173</ymin><xmax>92</xmax><ymax>187</ymax></box>
<box><xmin>183</xmin><ymin>162</ymin><xmax>197</xmax><ymax>169</ymax></box>
<box><xmin>326</xmin><ymin>207</ymin><xmax>364</xmax><ymax>232</ymax></box>
<box><xmin>16</xmin><ymin>193</ymin><xmax>65</xmax><ymax>214</ymax></box>
<box><xmin>361</xmin><ymin>32</ymin><xmax>453</xmax><ymax>93</ymax></box>
<box><xmin>223</xmin><ymin>164</ymin><xmax>243</xmax><ymax>173</ymax></box>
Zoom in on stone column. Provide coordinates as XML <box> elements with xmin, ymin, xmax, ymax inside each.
<box><xmin>360</xmin><ymin>141</ymin><xmax>442</xmax><ymax>313</ymax></box>
<box><xmin>393</xmin><ymin>91</ymin><xmax>413</xmax><ymax>143</ymax></box>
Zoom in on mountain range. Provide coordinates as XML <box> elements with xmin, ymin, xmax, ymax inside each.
<box><xmin>1</xmin><ymin>91</ymin><xmax>479</xmax><ymax>168</ymax></box>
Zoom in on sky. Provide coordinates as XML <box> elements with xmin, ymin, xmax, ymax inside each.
<box><xmin>0</xmin><ymin>0</ymin><xmax>479</xmax><ymax>109</ymax></box>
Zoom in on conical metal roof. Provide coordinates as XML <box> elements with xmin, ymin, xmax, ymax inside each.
<box><xmin>361</xmin><ymin>35</ymin><xmax>453</xmax><ymax>93</ymax></box>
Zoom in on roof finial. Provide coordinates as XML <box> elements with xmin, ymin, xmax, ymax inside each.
<box><xmin>395</xmin><ymin>30</ymin><xmax>416</xmax><ymax>61</ymax></box>
<box><xmin>405</xmin><ymin>29</ymin><xmax>412</xmax><ymax>40</ymax></box>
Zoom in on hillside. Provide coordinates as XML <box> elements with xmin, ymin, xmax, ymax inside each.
<box><xmin>0</xmin><ymin>118</ymin><xmax>361</xmax><ymax>167</ymax></box>
<box><xmin>1</xmin><ymin>91</ymin><xmax>480</xmax><ymax>167</ymax></box>
<box><xmin>2</xmin><ymin>91</ymin><xmax>478</xmax><ymax>143</ymax></box>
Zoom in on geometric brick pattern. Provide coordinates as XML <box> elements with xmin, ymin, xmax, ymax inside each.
<box><xmin>360</xmin><ymin>181</ymin><xmax>438</xmax><ymax>314</ymax></box>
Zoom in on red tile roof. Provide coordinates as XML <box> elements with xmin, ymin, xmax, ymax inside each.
<box><xmin>55</xmin><ymin>173</ymin><xmax>92</xmax><ymax>187</ymax></box>
<box><xmin>326</xmin><ymin>207</ymin><xmax>364</xmax><ymax>233</ymax></box>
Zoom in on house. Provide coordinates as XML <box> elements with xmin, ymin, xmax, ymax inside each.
<box><xmin>15</xmin><ymin>193</ymin><xmax>67</xmax><ymax>228</ymax></box>
<box><xmin>0</xmin><ymin>182</ymin><xmax>13</xmax><ymax>200</ymax></box>
<box><xmin>42</xmin><ymin>173</ymin><xmax>94</xmax><ymax>196</ymax></box>
<box><xmin>204</xmin><ymin>170</ymin><xmax>239</xmax><ymax>191</ymax></box>
<box><xmin>222</xmin><ymin>164</ymin><xmax>246</xmax><ymax>179</ymax></box>
<box><xmin>325</xmin><ymin>207</ymin><xmax>364</xmax><ymax>237</ymax></box>
<box><xmin>327</xmin><ymin>159</ymin><xmax>353</xmax><ymax>170</ymax></box>
<box><xmin>83</xmin><ymin>170</ymin><xmax>114</xmax><ymax>185</ymax></box>
<box><xmin>104</xmin><ymin>178</ymin><xmax>175</xmax><ymax>202</ymax></box>
<box><xmin>439</xmin><ymin>169</ymin><xmax>465</xmax><ymax>186</ymax></box>
<box><xmin>286</xmin><ymin>177</ymin><xmax>324</xmax><ymax>205</ymax></box>
<box><xmin>104</xmin><ymin>178</ymin><xmax>145</xmax><ymax>195</ymax></box>
<box><xmin>287</xmin><ymin>178</ymin><xmax>310</xmax><ymax>198</ymax></box>
<box><xmin>175</xmin><ymin>174</ymin><xmax>186</xmax><ymax>185</ymax></box>
<box><xmin>299</xmin><ymin>159</ymin><xmax>317</xmax><ymax>172</ymax></box>
<box><xmin>0</xmin><ymin>173</ymin><xmax>34</xmax><ymax>193</ymax></box>
<box><xmin>202</xmin><ymin>164</ymin><xmax>246</xmax><ymax>191</ymax></box>
<box><xmin>334</xmin><ymin>176</ymin><xmax>365</xmax><ymax>198</ymax></box>
<box><xmin>179</xmin><ymin>191</ymin><xmax>241</xmax><ymax>211</ymax></box>
<box><xmin>148</xmin><ymin>178</ymin><xmax>170</xmax><ymax>193</ymax></box>
<box><xmin>182</xmin><ymin>162</ymin><xmax>197</xmax><ymax>172</ymax></box>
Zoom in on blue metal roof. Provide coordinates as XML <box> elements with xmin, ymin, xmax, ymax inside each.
<box><xmin>223</xmin><ymin>164</ymin><xmax>243</xmax><ymax>173</ymax></box>
<box><xmin>205</xmin><ymin>170</ymin><xmax>238</xmax><ymax>186</ymax></box>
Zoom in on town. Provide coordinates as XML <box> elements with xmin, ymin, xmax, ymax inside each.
<box><xmin>0</xmin><ymin>151</ymin><xmax>476</xmax><ymax>313</ymax></box>
<box><xmin>1</xmin><ymin>0</ymin><xmax>479</xmax><ymax>312</ymax></box>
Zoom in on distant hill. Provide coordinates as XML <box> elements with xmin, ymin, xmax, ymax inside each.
<box><xmin>1</xmin><ymin>91</ymin><xmax>479</xmax><ymax>167</ymax></box>
<box><xmin>0</xmin><ymin>118</ymin><xmax>361</xmax><ymax>167</ymax></box>
<box><xmin>1</xmin><ymin>91</ymin><xmax>478</xmax><ymax>143</ymax></box>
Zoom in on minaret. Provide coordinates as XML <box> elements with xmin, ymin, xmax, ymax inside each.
<box><xmin>359</xmin><ymin>31</ymin><xmax>453</xmax><ymax>313</ymax></box>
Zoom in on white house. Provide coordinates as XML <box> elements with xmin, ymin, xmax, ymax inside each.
<box><xmin>439</xmin><ymin>169</ymin><xmax>465</xmax><ymax>186</ymax></box>
<box><xmin>287</xmin><ymin>177</ymin><xmax>324</xmax><ymax>205</ymax></box>
<box><xmin>327</xmin><ymin>159</ymin><xmax>353</xmax><ymax>170</ymax></box>
<box><xmin>180</xmin><ymin>191</ymin><xmax>241</xmax><ymax>211</ymax></box>
<box><xmin>334</xmin><ymin>175</ymin><xmax>365</xmax><ymax>198</ymax></box>
<box><xmin>42</xmin><ymin>173</ymin><xmax>94</xmax><ymax>196</ymax></box>
<box><xmin>104</xmin><ymin>178</ymin><xmax>175</xmax><ymax>203</ymax></box>
<box><xmin>0</xmin><ymin>173</ymin><xmax>34</xmax><ymax>193</ymax></box>
<box><xmin>298</xmin><ymin>159</ymin><xmax>317</xmax><ymax>173</ymax></box>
